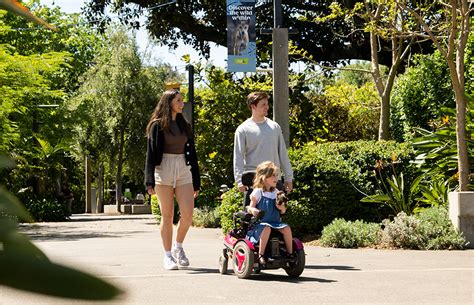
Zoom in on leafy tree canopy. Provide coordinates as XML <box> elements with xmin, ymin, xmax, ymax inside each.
<box><xmin>0</xmin><ymin>1</ymin><xmax>105</xmax><ymax>93</ymax></box>
<box><xmin>83</xmin><ymin>0</ymin><xmax>434</xmax><ymax>67</ymax></box>
<box><xmin>0</xmin><ymin>43</ymin><xmax>68</xmax><ymax>154</ymax></box>
<box><xmin>70</xmin><ymin>25</ymin><xmax>181</xmax><ymax>190</ymax></box>
<box><xmin>0</xmin><ymin>3</ymin><xmax>105</xmax><ymax>196</ymax></box>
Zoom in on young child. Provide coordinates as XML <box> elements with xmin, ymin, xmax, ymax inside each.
<box><xmin>246</xmin><ymin>161</ymin><xmax>293</xmax><ymax>264</ymax></box>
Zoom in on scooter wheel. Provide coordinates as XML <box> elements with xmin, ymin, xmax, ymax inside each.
<box><xmin>232</xmin><ymin>241</ymin><xmax>254</xmax><ymax>279</ymax></box>
<box><xmin>219</xmin><ymin>254</ymin><xmax>228</xmax><ymax>274</ymax></box>
<box><xmin>284</xmin><ymin>249</ymin><xmax>305</xmax><ymax>278</ymax></box>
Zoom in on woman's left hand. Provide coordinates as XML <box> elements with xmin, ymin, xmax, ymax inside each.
<box><xmin>146</xmin><ymin>186</ymin><xmax>155</xmax><ymax>195</ymax></box>
<box><xmin>194</xmin><ymin>191</ymin><xmax>199</xmax><ymax>198</ymax></box>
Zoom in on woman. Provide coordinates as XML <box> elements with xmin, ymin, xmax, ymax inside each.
<box><xmin>145</xmin><ymin>89</ymin><xmax>200</xmax><ymax>270</ymax></box>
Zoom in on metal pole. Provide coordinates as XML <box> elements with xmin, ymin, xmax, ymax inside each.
<box><xmin>272</xmin><ymin>28</ymin><xmax>290</xmax><ymax>147</ymax></box>
<box><xmin>188</xmin><ymin>64</ymin><xmax>195</xmax><ymax>129</ymax></box>
<box><xmin>274</xmin><ymin>0</ymin><xmax>282</xmax><ymax>28</ymax></box>
<box><xmin>85</xmin><ymin>156</ymin><xmax>92</xmax><ymax>213</ymax></box>
<box><xmin>272</xmin><ymin>0</ymin><xmax>290</xmax><ymax>147</ymax></box>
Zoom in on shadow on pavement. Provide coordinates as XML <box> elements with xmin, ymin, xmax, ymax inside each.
<box><xmin>67</xmin><ymin>216</ymin><xmax>155</xmax><ymax>222</ymax></box>
<box><xmin>245</xmin><ymin>273</ymin><xmax>336</xmax><ymax>283</ymax></box>
<box><xmin>194</xmin><ymin>267</ymin><xmax>336</xmax><ymax>283</ymax></box>
<box><xmin>185</xmin><ymin>267</ymin><xmax>220</xmax><ymax>274</ymax></box>
<box><xmin>305</xmin><ymin>264</ymin><xmax>360</xmax><ymax>271</ymax></box>
<box><xmin>18</xmin><ymin>225</ymin><xmax>151</xmax><ymax>242</ymax></box>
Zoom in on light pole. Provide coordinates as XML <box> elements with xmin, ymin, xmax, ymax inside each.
<box><xmin>186</xmin><ymin>64</ymin><xmax>195</xmax><ymax>129</ymax></box>
<box><xmin>260</xmin><ymin>0</ymin><xmax>293</xmax><ymax>148</ymax></box>
<box><xmin>271</xmin><ymin>0</ymin><xmax>290</xmax><ymax>148</ymax></box>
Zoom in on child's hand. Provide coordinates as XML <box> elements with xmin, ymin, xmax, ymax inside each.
<box><xmin>254</xmin><ymin>209</ymin><xmax>265</xmax><ymax>219</ymax></box>
<box><xmin>276</xmin><ymin>191</ymin><xmax>288</xmax><ymax>208</ymax></box>
<box><xmin>276</xmin><ymin>191</ymin><xmax>288</xmax><ymax>214</ymax></box>
<box><xmin>246</xmin><ymin>206</ymin><xmax>261</xmax><ymax>217</ymax></box>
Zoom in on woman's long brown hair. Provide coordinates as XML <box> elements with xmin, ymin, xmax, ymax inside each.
<box><xmin>146</xmin><ymin>89</ymin><xmax>192</xmax><ymax>138</ymax></box>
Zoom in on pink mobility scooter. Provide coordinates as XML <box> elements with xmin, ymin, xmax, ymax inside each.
<box><xmin>218</xmin><ymin>172</ymin><xmax>305</xmax><ymax>279</ymax></box>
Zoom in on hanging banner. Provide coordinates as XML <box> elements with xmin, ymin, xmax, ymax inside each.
<box><xmin>226</xmin><ymin>0</ymin><xmax>256</xmax><ymax>72</ymax></box>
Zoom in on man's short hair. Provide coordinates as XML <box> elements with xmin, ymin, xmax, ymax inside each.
<box><xmin>246</xmin><ymin>91</ymin><xmax>269</xmax><ymax>110</ymax></box>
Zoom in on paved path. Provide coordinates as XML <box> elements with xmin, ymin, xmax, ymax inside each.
<box><xmin>1</xmin><ymin>214</ymin><xmax>473</xmax><ymax>304</ymax></box>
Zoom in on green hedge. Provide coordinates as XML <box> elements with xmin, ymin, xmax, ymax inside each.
<box><xmin>218</xmin><ymin>140</ymin><xmax>415</xmax><ymax>236</ymax></box>
<box><xmin>284</xmin><ymin>140</ymin><xmax>415</xmax><ymax>235</ymax></box>
<box><xmin>219</xmin><ymin>187</ymin><xmax>243</xmax><ymax>234</ymax></box>
<box><xmin>24</xmin><ymin>197</ymin><xmax>68</xmax><ymax>222</ymax></box>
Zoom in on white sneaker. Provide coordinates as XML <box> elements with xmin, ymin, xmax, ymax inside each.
<box><xmin>163</xmin><ymin>255</ymin><xmax>178</xmax><ymax>270</ymax></box>
<box><xmin>172</xmin><ymin>247</ymin><xmax>190</xmax><ymax>267</ymax></box>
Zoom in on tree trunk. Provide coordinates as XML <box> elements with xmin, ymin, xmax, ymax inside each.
<box><xmin>454</xmin><ymin>92</ymin><xmax>470</xmax><ymax>191</ymax></box>
<box><xmin>369</xmin><ymin>27</ymin><xmax>389</xmax><ymax>141</ymax></box>
<box><xmin>449</xmin><ymin>0</ymin><xmax>470</xmax><ymax>191</ymax></box>
<box><xmin>378</xmin><ymin>93</ymin><xmax>391</xmax><ymax>140</ymax></box>
<box><xmin>448</xmin><ymin>49</ymin><xmax>470</xmax><ymax>191</ymax></box>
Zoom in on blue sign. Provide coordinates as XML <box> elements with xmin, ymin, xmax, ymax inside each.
<box><xmin>227</xmin><ymin>0</ymin><xmax>256</xmax><ymax>72</ymax></box>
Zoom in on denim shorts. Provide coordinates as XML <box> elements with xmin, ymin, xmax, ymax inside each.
<box><xmin>154</xmin><ymin>154</ymin><xmax>192</xmax><ymax>188</ymax></box>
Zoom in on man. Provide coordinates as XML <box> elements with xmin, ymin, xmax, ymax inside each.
<box><xmin>233</xmin><ymin>91</ymin><xmax>293</xmax><ymax>196</ymax></box>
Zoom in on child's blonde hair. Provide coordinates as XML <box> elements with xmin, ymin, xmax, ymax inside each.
<box><xmin>253</xmin><ymin>161</ymin><xmax>280</xmax><ymax>191</ymax></box>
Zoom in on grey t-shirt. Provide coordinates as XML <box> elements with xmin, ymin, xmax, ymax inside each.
<box><xmin>233</xmin><ymin>118</ymin><xmax>293</xmax><ymax>185</ymax></box>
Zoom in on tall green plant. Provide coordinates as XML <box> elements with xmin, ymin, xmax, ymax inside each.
<box><xmin>395</xmin><ymin>0</ymin><xmax>472</xmax><ymax>191</ymax></box>
<box><xmin>0</xmin><ymin>156</ymin><xmax>122</xmax><ymax>299</ymax></box>
<box><xmin>0</xmin><ymin>4</ymin><xmax>104</xmax><ymax>203</ymax></box>
<box><xmin>71</xmin><ymin>26</ymin><xmax>178</xmax><ymax>207</ymax></box>
<box><xmin>361</xmin><ymin>159</ymin><xmax>423</xmax><ymax>215</ymax></box>
<box><xmin>417</xmin><ymin>172</ymin><xmax>454</xmax><ymax>208</ymax></box>
<box><xmin>412</xmin><ymin>97</ymin><xmax>474</xmax><ymax>189</ymax></box>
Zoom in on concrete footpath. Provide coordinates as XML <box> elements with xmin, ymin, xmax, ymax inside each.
<box><xmin>1</xmin><ymin>214</ymin><xmax>473</xmax><ymax>305</ymax></box>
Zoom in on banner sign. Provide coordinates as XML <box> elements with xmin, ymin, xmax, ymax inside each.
<box><xmin>226</xmin><ymin>0</ymin><xmax>256</xmax><ymax>72</ymax></box>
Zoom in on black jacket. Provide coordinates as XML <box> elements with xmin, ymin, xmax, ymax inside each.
<box><xmin>144</xmin><ymin>122</ymin><xmax>200</xmax><ymax>191</ymax></box>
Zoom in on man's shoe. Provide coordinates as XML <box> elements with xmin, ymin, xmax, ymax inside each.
<box><xmin>172</xmin><ymin>247</ymin><xmax>190</xmax><ymax>267</ymax></box>
<box><xmin>163</xmin><ymin>256</ymin><xmax>178</xmax><ymax>270</ymax></box>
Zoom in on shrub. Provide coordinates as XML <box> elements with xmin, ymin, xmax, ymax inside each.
<box><xmin>24</xmin><ymin>197</ymin><xmax>68</xmax><ymax>222</ymax></box>
<box><xmin>390</xmin><ymin>52</ymin><xmax>454</xmax><ymax>142</ymax></box>
<box><xmin>320</xmin><ymin>218</ymin><xmax>381</xmax><ymax>248</ymax></box>
<box><xmin>218</xmin><ymin>187</ymin><xmax>243</xmax><ymax>234</ymax></box>
<box><xmin>381</xmin><ymin>212</ymin><xmax>423</xmax><ymax>249</ymax></box>
<box><xmin>150</xmin><ymin>194</ymin><xmax>161</xmax><ymax>224</ymax></box>
<box><xmin>286</xmin><ymin>140</ymin><xmax>414</xmax><ymax>235</ymax></box>
<box><xmin>319</xmin><ymin>81</ymin><xmax>379</xmax><ymax>141</ymax></box>
<box><xmin>192</xmin><ymin>206</ymin><xmax>220</xmax><ymax>228</ymax></box>
<box><xmin>416</xmin><ymin>206</ymin><xmax>468</xmax><ymax>250</ymax></box>
<box><xmin>150</xmin><ymin>194</ymin><xmax>183</xmax><ymax>225</ymax></box>
<box><xmin>381</xmin><ymin>206</ymin><xmax>467</xmax><ymax>250</ymax></box>
<box><xmin>152</xmin><ymin>194</ymin><xmax>221</xmax><ymax>227</ymax></box>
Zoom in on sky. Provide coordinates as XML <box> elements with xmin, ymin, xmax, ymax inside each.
<box><xmin>42</xmin><ymin>0</ymin><xmax>227</xmax><ymax>70</ymax></box>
